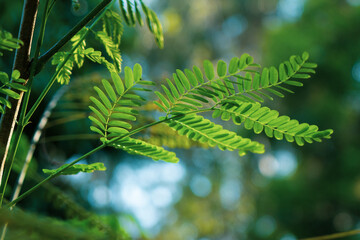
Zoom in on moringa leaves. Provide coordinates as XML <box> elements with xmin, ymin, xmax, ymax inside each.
<box><xmin>154</xmin><ymin>53</ymin><xmax>317</xmax><ymax>115</ymax></box>
<box><xmin>166</xmin><ymin>114</ymin><xmax>265</xmax><ymax>156</ymax></box>
<box><xmin>86</xmin><ymin>53</ymin><xmax>332</xmax><ymax>164</ymax></box>
<box><xmin>213</xmin><ymin>101</ymin><xmax>333</xmax><ymax>146</ymax></box>
<box><xmin>88</xmin><ymin>64</ymin><xmax>149</xmax><ymax>141</ymax></box>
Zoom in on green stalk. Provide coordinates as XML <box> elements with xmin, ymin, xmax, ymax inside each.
<box><xmin>6</xmin><ymin>108</ymin><xmax>213</xmax><ymax>208</ymax></box>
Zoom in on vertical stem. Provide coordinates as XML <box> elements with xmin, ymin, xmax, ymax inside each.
<box><xmin>0</xmin><ymin>0</ymin><xmax>39</xmax><ymax>186</ymax></box>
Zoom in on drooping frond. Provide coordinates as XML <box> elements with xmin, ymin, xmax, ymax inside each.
<box><xmin>139</xmin><ymin>123</ymin><xmax>209</xmax><ymax>149</ymax></box>
<box><xmin>0</xmin><ymin>28</ymin><xmax>23</xmax><ymax>56</ymax></box>
<box><xmin>165</xmin><ymin>114</ymin><xmax>265</xmax><ymax>156</ymax></box>
<box><xmin>51</xmin><ymin>52</ymin><xmax>74</xmax><ymax>85</ymax></box>
<box><xmin>88</xmin><ymin>64</ymin><xmax>151</xmax><ymax>141</ymax></box>
<box><xmin>51</xmin><ymin>30</ymin><xmax>88</xmax><ymax>84</ymax></box>
<box><xmin>83</xmin><ymin>48</ymin><xmax>116</xmax><ymax>72</ymax></box>
<box><xmin>71</xmin><ymin>28</ymin><xmax>87</xmax><ymax>68</ymax></box>
<box><xmin>95</xmin><ymin>31</ymin><xmax>122</xmax><ymax>72</ymax></box>
<box><xmin>0</xmin><ymin>70</ymin><xmax>27</xmax><ymax>114</ymax></box>
<box><xmin>155</xmin><ymin>52</ymin><xmax>316</xmax><ymax>115</ymax></box>
<box><xmin>212</xmin><ymin>101</ymin><xmax>333</xmax><ymax>146</ymax></box>
<box><xmin>110</xmin><ymin>137</ymin><xmax>179</xmax><ymax>163</ymax></box>
<box><xmin>119</xmin><ymin>0</ymin><xmax>164</xmax><ymax>48</ymax></box>
<box><xmin>102</xmin><ymin>9</ymin><xmax>123</xmax><ymax>47</ymax></box>
<box><xmin>43</xmin><ymin>162</ymin><xmax>106</xmax><ymax>175</ymax></box>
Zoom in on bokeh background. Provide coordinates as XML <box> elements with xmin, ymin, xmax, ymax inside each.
<box><xmin>1</xmin><ymin>0</ymin><xmax>360</xmax><ymax>239</ymax></box>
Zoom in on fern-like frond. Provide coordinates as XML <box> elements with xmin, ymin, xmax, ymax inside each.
<box><xmin>119</xmin><ymin>0</ymin><xmax>164</xmax><ymax>48</ymax></box>
<box><xmin>70</xmin><ymin>28</ymin><xmax>87</xmax><ymax>68</ymax></box>
<box><xmin>0</xmin><ymin>70</ymin><xmax>27</xmax><ymax>114</ymax></box>
<box><xmin>110</xmin><ymin>137</ymin><xmax>179</xmax><ymax>163</ymax></box>
<box><xmin>51</xmin><ymin>30</ymin><xmax>89</xmax><ymax>85</ymax></box>
<box><xmin>51</xmin><ymin>52</ymin><xmax>74</xmax><ymax>85</ymax></box>
<box><xmin>0</xmin><ymin>28</ymin><xmax>23</xmax><ymax>56</ymax></box>
<box><xmin>83</xmin><ymin>47</ymin><xmax>116</xmax><ymax>72</ymax></box>
<box><xmin>165</xmin><ymin>113</ymin><xmax>265</xmax><ymax>156</ymax></box>
<box><xmin>88</xmin><ymin>63</ymin><xmax>151</xmax><ymax>141</ymax></box>
<box><xmin>154</xmin><ymin>53</ymin><xmax>258</xmax><ymax>114</ymax></box>
<box><xmin>139</xmin><ymin>123</ymin><xmax>209</xmax><ymax>149</ymax></box>
<box><xmin>102</xmin><ymin>9</ymin><xmax>123</xmax><ymax>47</ymax></box>
<box><xmin>214</xmin><ymin>52</ymin><xmax>317</xmax><ymax>105</ymax></box>
<box><xmin>155</xmin><ymin>52</ymin><xmax>316</xmax><ymax>115</ymax></box>
<box><xmin>213</xmin><ymin>101</ymin><xmax>333</xmax><ymax>146</ymax></box>
<box><xmin>95</xmin><ymin>31</ymin><xmax>122</xmax><ymax>72</ymax></box>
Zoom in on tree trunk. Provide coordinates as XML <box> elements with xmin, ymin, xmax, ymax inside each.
<box><xmin>0</xmin><ymin>0</ymin><xmax>39</xmax><ymax>185</ymax></box>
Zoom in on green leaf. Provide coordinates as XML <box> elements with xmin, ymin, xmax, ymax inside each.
<box><xmin>176</xmin><ymin>69</ymin><xmax>191</xmax><ymax>90</ymax></box>
<box><xmin>8</xmin><ymin>82</ymin><xmax>27</xmax><ymax>92</ymax></box>
<box><xmin>111</xmin><ymin>137</ymin><xmax>179</xmax><ymax>163</ymax></box>
<box><xmin>89</xmin><ymin>106</ymin><xmax>106</xmax><ymax>123</ymax></box>
<box><xmin>0</xmin><ymin>72</ymin><xmax>9</xmax><ymax>84</ymax></box>
<box><xmin>111</xmin><ymin>71</ymin><xmax>124</xmax><ymax>95</ymax></box>
<box><xmin>228</xmin><ymin>57</ymin><xmax>239</xmax><ymax>74</ymax></box>
<box><xmin>217</xmin><ymin>60</ymin><xmax>227</xmax><ymax>77</ymax></box>
<box><xmin>269</xmin><ymin>66</ymin><xmax>278</xmax><ymax>84</ymax></box>
<box><xmin>11</xmin><ymin>70</ymin><xmax>20</xmax><ymax>79</ymax></box>
<box><xmin>119</xmin><ymin>0</ymin><xmax>130</xmax><ymax>25</ymax></box>
<box><xmin>193</xmin><ymin>65</ymin><xmax>204</xmax><ymax>83</ymax></box>
<box><xmin>261</xmin><ymin>68</ymin><xmax>269</xmax><ymax>87</ymax></box>
<box><xmin>124</xmin><ymin>66</ymin><xmax>134</xmax><ymax>88</ymax></box>
<box><xmin>133</xmin><ymin>63</ymin><xmax>142</xmax><ymax>82</ymax></box>
<box><xmin>102</xmin><ymin>79</ymin><xmax>117</xmax><ymax>102</ymax></box>
<box><xmin>0</xmin><ymin>97</ymin><xmax>11</xmax><ymax>108</ymax></box>
<box><xmin>135</xmin><ymin>1</ymin><xmax>144</xmax><ymax>25</ymax></box>
<box><xmin>203</xmin><ymin>60</ymin><xmax>215</xmax><ymax>80</ymax></box>
<box><xmin>0</xmin><ymin>88</ymin><xmax>20</xmax><ymax>99</ymax></box>
<box><xmin>88</xmin><ymin>116</ymin><xmax>105</xmax><ymax>130</ymax></box>
<box><xmin>94</xmin><ymin>86</ymin><xmax>112</xmax><ymax>109</ymax></box>
<box><xmin>90</xmin><ymin>96</ymin><xmax>108</xmax><ymax>116</ymax></box>
<box><xmin>155</xmin><ymin>91</ymin><xmax>170</xmax><ymax>108</ymax></box>
<box><xmin>127</xmin><ymin>0</ymin><xmax>136</xmax><ymax>25</ymax></box>
<box><xmin>184</xmin><ymin>69</ymin><xmax>198</xmax><ymax>87</ymax></box>
<box><xmin>107</xmin><ymin>127</ymin><xmax>129</xmax><ymax>135</ymax></box>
